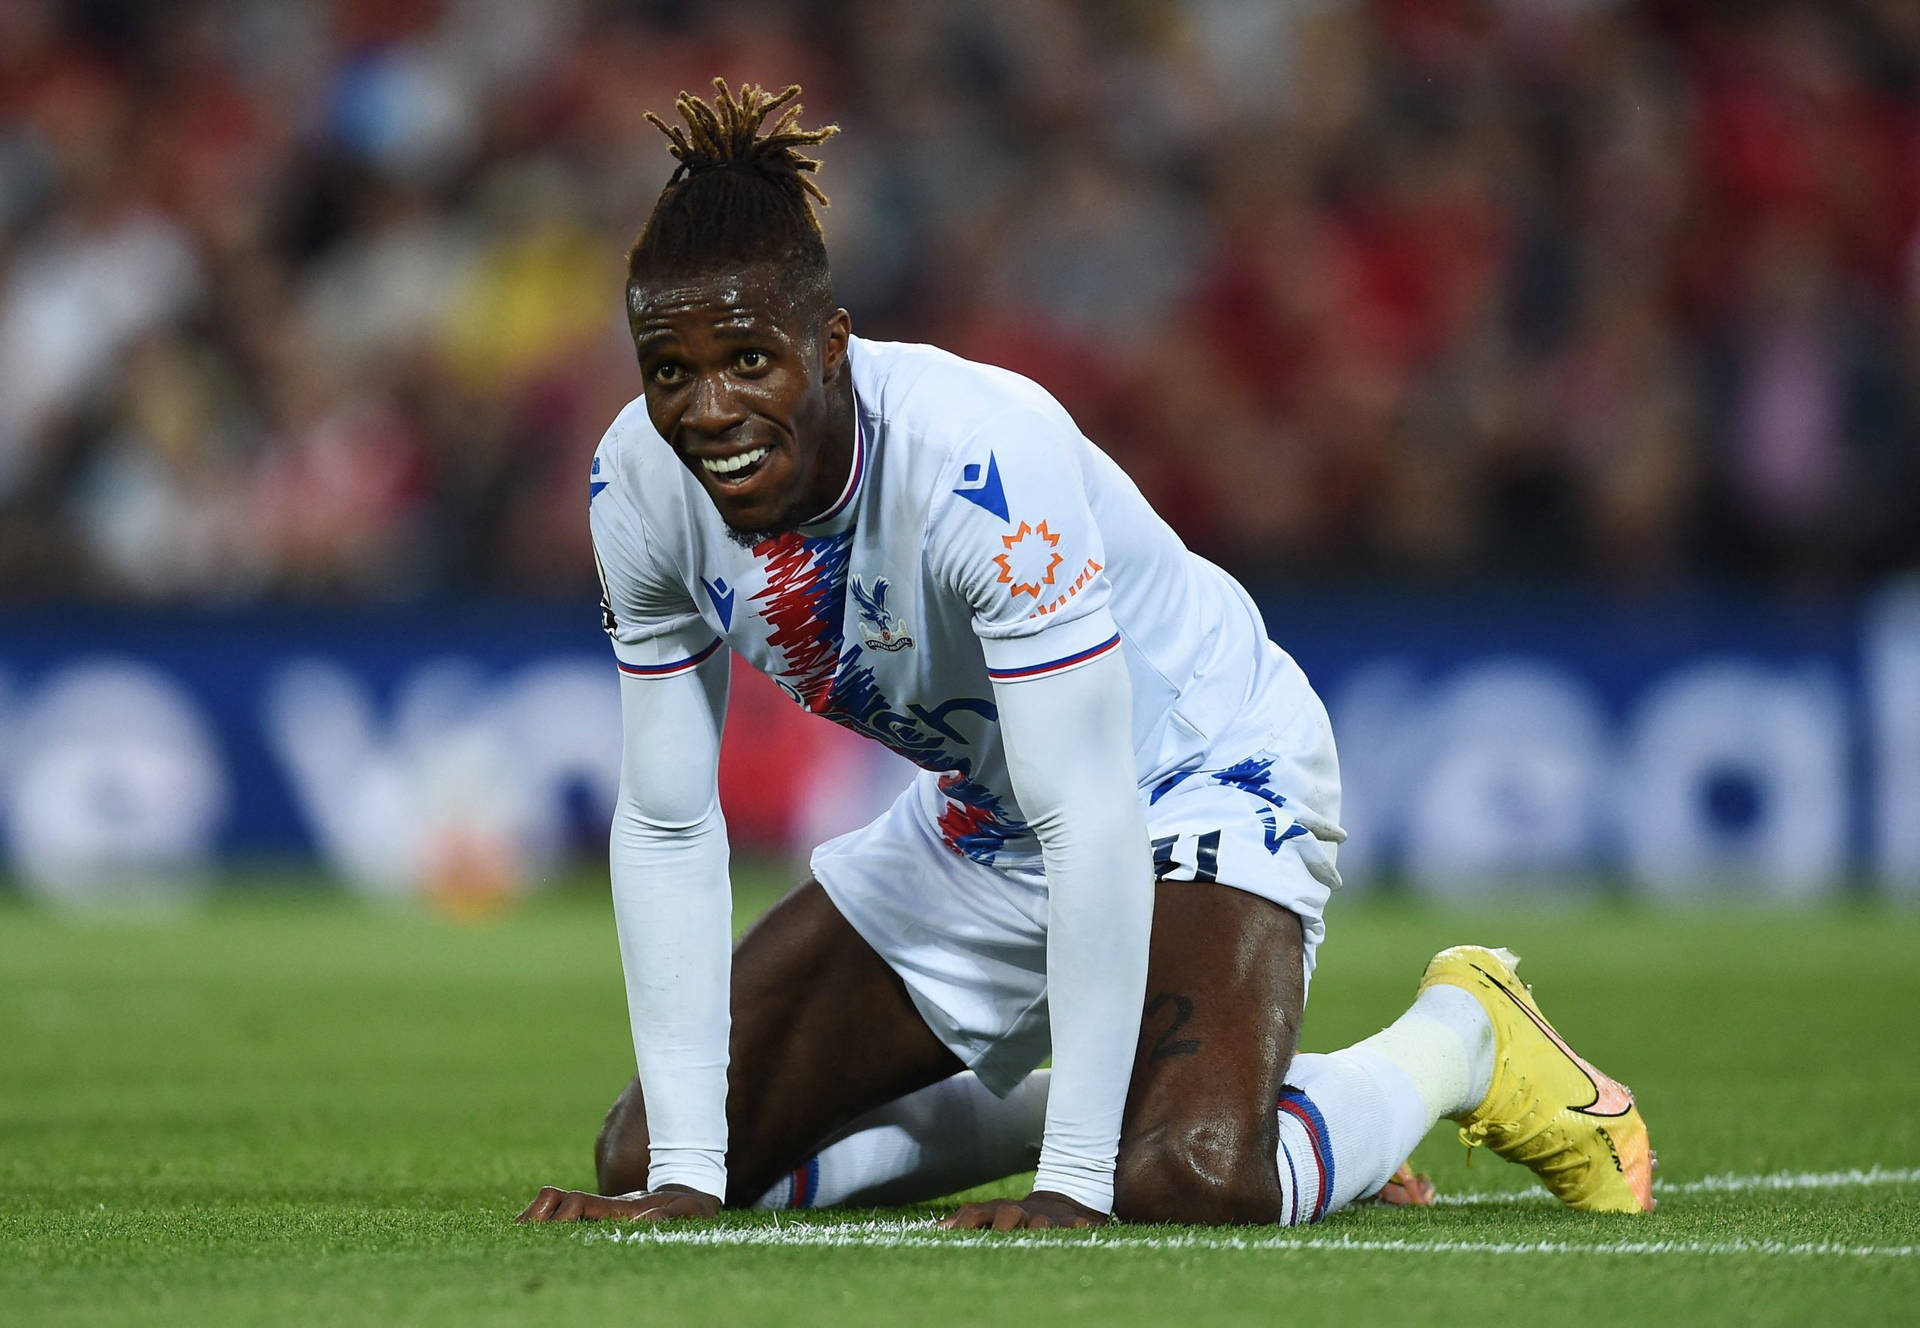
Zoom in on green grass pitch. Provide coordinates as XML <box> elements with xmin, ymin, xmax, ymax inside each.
<box><xmin>4</xmin><ymin>871</ymin><xmax>1916</xmax><ymax>1325</ymax></box>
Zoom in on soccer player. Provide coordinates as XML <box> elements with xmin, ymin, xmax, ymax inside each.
<box><xmin>518</xmin><ymin>82</ymin><xmax>1653</xmax><ymax>1230</ymax></box>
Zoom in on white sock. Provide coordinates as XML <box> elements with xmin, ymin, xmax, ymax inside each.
<box><xmin>1354</xmin><ymin>984</ymin><xmax>1495</xmax><ymax>1121</ymax></box>
<box><xmin>754</xmin><ymin>1070</ymin><xmax>1048</xmax><ymax>1209</ymax></box>
<box><xmin>1274</xmin><ymin>987</ymin><xmax>1494</xmax><ymax>1224</ymax></box>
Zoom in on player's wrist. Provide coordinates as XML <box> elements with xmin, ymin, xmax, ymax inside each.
<box><xmin>644</xmin><ymin>1153</ymin><xmax>727</xmax><ymax>1202</ymax></box>
<box><xmin>1031</xmin><ymin>1162</ymin><xmax>1115</xmax><ymax>1218</ymax></box>
<box><xmin>614</xmin><ymin>1183</ymin><xmax>720</xmax><ymax>1203</ymax></box>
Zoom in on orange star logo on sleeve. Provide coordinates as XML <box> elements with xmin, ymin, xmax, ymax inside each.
<box><xmin>990</xmin><ymin>520</ymin><xmax>1065</xmax><ymax>597</ymax></box>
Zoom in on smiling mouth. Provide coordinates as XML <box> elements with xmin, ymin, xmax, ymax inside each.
<box><xmin>700</xmin><ymin>445</ymin><xmax>773</xmax><ymax>486</ymax></box>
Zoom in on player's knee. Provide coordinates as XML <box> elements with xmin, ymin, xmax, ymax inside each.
<box><xmin>1112</xmin><ymin>1121</ymin><xmax>1280</xmax><ymax>1226</ymax></box>
<box><xmin>594</xmin><ymin>1079</ymin><xmax>650</xmax><ymax>1195</ymax></box>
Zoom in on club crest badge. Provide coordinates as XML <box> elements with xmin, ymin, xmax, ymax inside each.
<box><xmin>850</xmin><ymin>575</ymin><xmax>915</xmax><ymax>652</ymax></box>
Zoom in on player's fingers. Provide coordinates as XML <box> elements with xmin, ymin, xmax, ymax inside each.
<box><xmin>967</xmin><ymin>1197</ymin><xmax>1013</xmax><ymax>1228</ymax></box>
<box><xmin>554</xmin><ymin>1191</ymin><xmax>591</xmax><ymax>1222</ymax></box>
<box><xmin>1026</xmin><ymin>1211</ymin><xmax>1054</xmax><ymax>1230</ymax></box>
<box><xmin>991</xmin><ymin>1204</ymin><xmax>1026</xmax><ymax>1232</ymax></box>
<box><xmin>647</xmin><ymin>1194</ymin><xmax>705</xmax><ymax>1221</ymax></box>
<box><xmin>937</xmin><ymin>1203</ymin><xmax>987</xmax><ymax>1229</ymax></box>
<box><xmin>516</xmin><ymin>1186</ymin><xmax>565</xmax><ymax>1223</ymax></box>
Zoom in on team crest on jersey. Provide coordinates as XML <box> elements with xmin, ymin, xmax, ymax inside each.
<box><xmin>991</xmin><ymin>520</ymin><xmax>1065</xmax><ymax>598</ymax></box>
<box><xmin>850</xmin><ymin>575</ymin><xmax>915</xmax><ymax>652</ymax></box>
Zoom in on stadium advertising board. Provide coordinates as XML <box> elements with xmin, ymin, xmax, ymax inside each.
<box><xmin>2</xmin><ymin>582</ymin><xmax>1916</xmax><ymax>904</ymax></box>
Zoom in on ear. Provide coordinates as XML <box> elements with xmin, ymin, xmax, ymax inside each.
<box><xmin>820</xmin><ymin>308</ymin><xmax>852</xmax><ymax>382</ymax></box>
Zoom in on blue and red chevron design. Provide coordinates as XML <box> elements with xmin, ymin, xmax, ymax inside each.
<box><xmin>752</xmin><ymin>530</ymin><xmax>853</xmax><ymax>710</ymax></box>
<box><xmin>933</xmin><ymin>771</ymin><xmax>1026</xmax><ymax>864</ymax></box>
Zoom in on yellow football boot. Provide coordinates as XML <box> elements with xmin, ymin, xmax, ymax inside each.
<box><xmin>1419</xmin><ymin>945</ymin><xmax>1655</xmax><ymax>1213</ymax></box>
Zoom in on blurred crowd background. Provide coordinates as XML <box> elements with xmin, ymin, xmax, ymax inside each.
<box><xmin>3</xmin><ymin>0</ymin><xmax>1918</xmax><ymax>606</ymax></box>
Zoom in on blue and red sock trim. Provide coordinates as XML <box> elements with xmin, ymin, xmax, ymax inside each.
<box><xmin>1278</xmin><ymin>1138</ymin><xmax>1302</xmax><ymax>1226</ymax></box>
<box><xmin>1277</xmin><ymin>1086</ymin><xmax>1335</xmax><ymax>1223</ymax></box>
<box><xmin>788</xmin><ymin>1156</ymin><xmax>821</xmax><ymax>1209</ymax></box>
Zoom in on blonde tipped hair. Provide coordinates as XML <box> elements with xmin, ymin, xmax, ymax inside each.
<box><xmin>629</xmin><ymin>78</ymin><xmax>841</xmax><ymax>310</ymax></box>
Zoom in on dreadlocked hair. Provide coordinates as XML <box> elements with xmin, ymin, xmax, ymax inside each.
<box><xmin>629</xmin><ymin>79</ymin><xmax>840</xmax><ymax>316</ymax></box>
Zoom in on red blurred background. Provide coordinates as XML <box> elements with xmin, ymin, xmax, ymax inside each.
<box><xmin>2</xmin><ymin>0</ymin><xmax>1915</xmax><ymax>607</ymax></box>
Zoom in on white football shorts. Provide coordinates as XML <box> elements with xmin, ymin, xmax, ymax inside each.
<box><xmin>811</xmin><ymin>682</ymin><xmax>1341</xmax><ymax>1096</ymax></box>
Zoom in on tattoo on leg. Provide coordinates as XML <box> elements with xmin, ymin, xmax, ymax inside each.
<box><xmin>1144</xmin><ymin>992</ymin><xmax>1201</xmax><ymax>1061</ymax></box>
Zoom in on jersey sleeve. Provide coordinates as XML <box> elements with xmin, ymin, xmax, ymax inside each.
<box><xmin>609</xmin><ymin>653</ymin><xmax>733</xmax><ymax>1200</ymax></box>
<box><xmin>991</xmin><ymin>647</ymin><xmax>1152</xmax><ymax>1213</ymax></box>
<box><xmin>589</xmin><ymin>427</ymin><xmax>735</xmax><ymax>1199</ymax></box>
<box><xmin>927</xmin><ymin>411</ymin><xmax>1122</xmax><ymax>682</ymax></box>
<box><xmin>590</xmin><ymin>444</ymin><xmax>722</xmax><ymax>678</ymax></box>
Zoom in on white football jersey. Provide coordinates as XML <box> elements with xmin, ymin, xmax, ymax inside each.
<box><xmin>590</xmin><ymin>335</ymin><xmax>1311</xmax><ymax>871</ymax></box>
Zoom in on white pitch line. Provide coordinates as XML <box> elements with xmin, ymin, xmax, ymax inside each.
<box><xmin>581</xmin><ymin>1164</ymin><xmax>1920</xmax><ymax>1259</ymax></box>
<box><xmin>1432</xmin><ymin>1164</ymin><xmax>1920</xmax><ymax>1207</ymax></box>
<box><xmin>1664</xmin><ymin>1165</ymin><xmax>1920</xmax><ymax>1195</ymax></box>
<box><xmin>588</xmin><ymin>1223</ymin><xmax>1917</xmax><ymax>1260</ymax></box>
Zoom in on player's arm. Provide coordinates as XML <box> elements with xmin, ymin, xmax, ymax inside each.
<box><xmin>520</xmin><ymin>654</ymin><xmax>731</xmax><ymax>1224</ymax></box>
<box><xmin>928</xmin><ymin>421</ymin><xmax>1153</xmax><ymax>1228</ymax></box>
<box><xmin>520</xmin><ymin>454</ymin><xmax>732</xmax><ymax>1225</ymax></box>
<box><xmin>984</xmin><ymin>642</ymin><xmax>1151</xmax><ymax>1225</ymax></box>
<box><xmin>519</xmin><ymin>652</ymin><xmax>731</xmax><ymax>1223</ymax></box>
<box><xmin>613</xmin><ymin>644</ymin><xmax>733</xmax><ymax>1188</ymax></box>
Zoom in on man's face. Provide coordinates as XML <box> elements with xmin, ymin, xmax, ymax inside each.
<box><xmin>628</xmin><ymin>266</ymin><xmax>851</xmax><ymax>541</ymax></box>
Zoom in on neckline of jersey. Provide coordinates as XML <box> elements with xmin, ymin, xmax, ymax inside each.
<box><xmin>797</xmin><ymin>410</ymin><xmax>867</xmax><ymax>534</ymax></box>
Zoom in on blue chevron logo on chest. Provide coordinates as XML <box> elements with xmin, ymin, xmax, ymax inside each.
<box><xmin>703</xmin><ymin>576</ymin><xmax>736</xmax><ymax>629</ymax></box>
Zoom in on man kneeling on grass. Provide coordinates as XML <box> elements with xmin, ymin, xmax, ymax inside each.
<box><xmin>519</xmin><ymin>81</ymin><xmax>1654</xmax><ymax>1231</ymax></box>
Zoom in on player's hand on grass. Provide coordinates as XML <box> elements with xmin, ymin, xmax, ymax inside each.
<box><xmin>938</xmin><ymin>1190</ymin><xmax>1107</xmax><ymax>1231</ymax></box>
<box><xmin>516</xmin><ymin>1184</ymin><xmax>720</xmax><ymax>1224</ymax></box>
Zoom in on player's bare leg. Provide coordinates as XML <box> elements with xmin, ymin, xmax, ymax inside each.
<box><xmin>1105</xmin><ymin>880</ymin><xmax>1496</xmax><ymax>1225</ymax></box>
<box><xmin>1110</xmin><ymin>880</ymin><xmax>1306</xmax><ymax>1224</ymax></box>
<box><xmin>598</xmin><ymin>878</ymin><xmax>965</xmax><ymax>1203</ymax></box>
<box><xmin>942</xmin><ymin>879</ymin><xmax>1304</xmax><ymax>1228</ymax></box>
<box><xmin>520</xmin><ymin>879</ymin><xmax>963</xmax><ymax>1221</ymax></box>
<box><xmin>942</xmin><ymin>877</ymin><xmax>1479</xmax><ymax>1228</ymax></box>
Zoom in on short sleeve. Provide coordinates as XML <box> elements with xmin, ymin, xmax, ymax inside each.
<box><xmin>589</xmin><ymin>444</ymin><xmax>722</xmax><ymax>679</ymax></box>
<box><xmin>928</xmin><ymin>411</ymin><xmax>1122</xmax><ymax>683</ymax></box>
